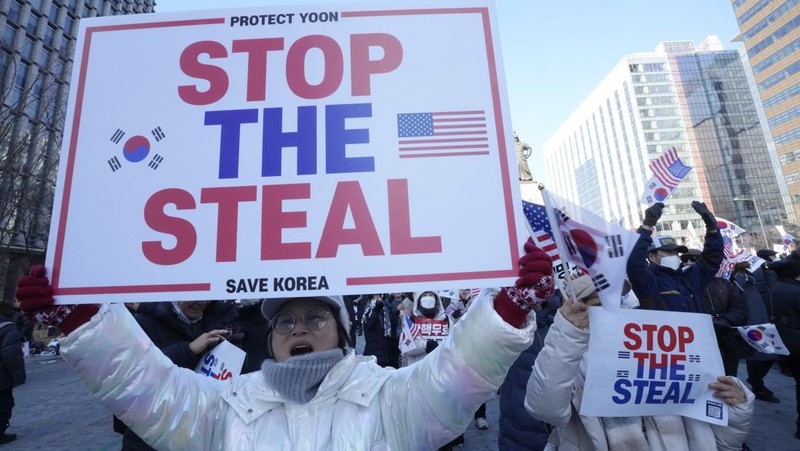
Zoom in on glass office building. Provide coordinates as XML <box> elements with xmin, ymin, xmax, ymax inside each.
<box><xmin>544</xmin><ymin>37</ymin><xmax>789</xmax><ymax>244</ymax></box>
<box><xmin>732</xmin><ymin>0</ymin><xmax>800</xmax><ymax>224</ymax></box>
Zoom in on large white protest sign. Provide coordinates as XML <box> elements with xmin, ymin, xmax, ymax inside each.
<box><xmin>47</xmin><ymin>1</ymin><xmax>527</xmax><ymax>303</ymax></box>
<box><xmin>581</xmin><ymin>308</ymin><xmax>728</xmax><ymax>425</ymax></box>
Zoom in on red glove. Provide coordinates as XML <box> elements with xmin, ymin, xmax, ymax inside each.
<box><xmin>16</xmin><ymin>265</ymin><xmax>98</xmax><ymax>335</ymax></box>
<box><xmin>495</xmin><ymin>240</ymin><xmax>555</xmax><ymax>328</ymax></box>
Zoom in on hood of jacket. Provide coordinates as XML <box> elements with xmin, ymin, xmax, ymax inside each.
<box><xmin>411</xmin><ymin>291</ymin><xmax>446</xmax><ymax>318</ymax></box>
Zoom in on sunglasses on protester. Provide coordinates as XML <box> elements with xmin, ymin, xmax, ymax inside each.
<box><xmin>681</xmin><ymin>256</ymin><xmax>698</xmax><ymax>263</ymax></box>
<box><xmin>270</xmin><ymin>307</ymin><xmax>332</xmax><ymax>335</ymax></box>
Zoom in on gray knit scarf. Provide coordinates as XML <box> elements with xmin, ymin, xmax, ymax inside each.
<box><xmin>261</xmin><ymin>349</ymin><xmax>345</xmax><ymax>404</ymax></box>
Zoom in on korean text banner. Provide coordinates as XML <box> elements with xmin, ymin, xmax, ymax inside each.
<box><xmin>48</xmin><ymin>0</ymin><xmax>526</xmax><ymax>303</ymax></box>
<box><xmin>580</xmin><ymin>308</ymin><xmax>728</xmax><ymax>425</ymax></box>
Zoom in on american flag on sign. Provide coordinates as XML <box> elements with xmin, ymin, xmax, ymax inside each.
<box><xmin>650</xmin><ymin>147</ymin><xmax>692</xmax><ymax>189</ymax></box>
<box><xmin>522</xmin><ymin>200</ymin><xmax>559</xmax><ymax>261</ymax></box>
<box><xmin>396</xmin><ymin>110</ymin><xmax>489</xmax><ymax>158</ymax></box>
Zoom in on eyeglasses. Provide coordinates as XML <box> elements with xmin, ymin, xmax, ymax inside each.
<box><xmin>683</xmin><ymin>256</ymin><xmax>698</xmax><ymax>263</ymax></box>
<box><xmin>270</xmin><ymin>307</ymin><xmax>332</xmax><ymax>335</ymax></box>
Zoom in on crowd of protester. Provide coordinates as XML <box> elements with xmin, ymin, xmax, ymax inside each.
<box><xmin>3</xmin><ymin>200</ymin><xmax>800</xmax><ymax>449</ymax></box>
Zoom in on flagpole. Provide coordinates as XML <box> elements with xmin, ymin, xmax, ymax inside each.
<box><xmin>538</xmin><ymin>185</ymin><xmax>578</xmax><ymax>303</ymax></box>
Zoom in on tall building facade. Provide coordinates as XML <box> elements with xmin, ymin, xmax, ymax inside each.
<box><xmin>732</xmin><ymin>0</ymin><xmax>800</xmax><ymax>223</ymax></box>
<box><xmin>544</xmin><ymin>37</ymin><xmax>790</xmax><ymax>245</ymax></box>
<box><xmin>0</xmin><ymin>0</ymin><xmax>155</xmax><ymax>299</ymax></box>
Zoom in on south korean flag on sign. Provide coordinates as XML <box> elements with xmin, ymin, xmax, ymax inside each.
<box><xmin>542</xmin><ymin>189</ymin><xmax>639</xmax><ymax>311</ymax></box>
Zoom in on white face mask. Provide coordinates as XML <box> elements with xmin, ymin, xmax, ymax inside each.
<box><xmin>659</xmin><ymin>255</ymin><xmax>682</xmax><ymax>271</ymax></box>
<box><xmin>419</xmin><ymin>295</ymin><xmax>436</xmax><ymax>309</ymax></box>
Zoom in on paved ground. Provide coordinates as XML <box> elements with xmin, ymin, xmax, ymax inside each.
<box><xmin>4</xmin><ymin>352</ymin><xmax>799</xmax><ymax>450</ymax></box>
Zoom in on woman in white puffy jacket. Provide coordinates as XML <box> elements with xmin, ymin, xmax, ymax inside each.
<box><xmin>16</xmin><ymin>241</ymin><xmax>557</xmax><ymax>450</ymax></box>
<box><xmin>525</xmin><ymin>276</ymin><xmax>755</xmax><ymax>451</ymax></box>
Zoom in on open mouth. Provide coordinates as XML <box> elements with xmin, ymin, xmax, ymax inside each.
<box><xmin>290</xmin><ymin>344</ymin><xmax>314</xmax><ymax>356</ymax></box>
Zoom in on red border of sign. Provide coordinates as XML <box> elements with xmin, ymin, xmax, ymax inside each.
<box><xmin>50</xmin><ymin>8</ymin><xmax>519</xmax><ymax>295</ymax></box>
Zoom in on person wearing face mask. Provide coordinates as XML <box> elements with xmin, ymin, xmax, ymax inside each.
<box><xmin>626</xmin><ymin>201</ymin><xmax>724</xmax><ymax>312</ymax></box>
<box><xmin>400</xmin><ymin>291</ymin><xmax>449</xmax><ymax>367</ymax></box>
<box><xmin>679</xmin><ymin>248</ymin><xmax>702</xmax><ymax>270</ymax></box>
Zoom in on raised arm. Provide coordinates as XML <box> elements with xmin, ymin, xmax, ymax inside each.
<box><xmin>525</xmin><ymin>300</ymin><xmax>589</xmax><ymax>426</ymax></box>
<box><xmin>380</xmin><ymin>241</ymin><xmax>553</xmax><ymax>448</ymax></box>
<box><xmin>17</xmin><ymin>267</ymin><xmax>227</xmax><ymax>451</ymax></box>
<box><xmin>626</xmin><ymin>203</ymin><xmax>665</xmax><ymax>309</ymax></box>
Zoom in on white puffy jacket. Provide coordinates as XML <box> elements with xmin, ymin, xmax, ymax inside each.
<box><xmin>60</xmin><ymin>289</ymin><xmax>534</xmax><ymax>450</ymax></box>
<box><xmin>525</xmin><ymin>311</ymin><xmax>754</xmax><ymax>451</ymax></box>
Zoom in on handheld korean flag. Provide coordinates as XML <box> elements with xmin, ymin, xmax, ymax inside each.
<box><xmin>716</xmin><ymin>218</ymin><xmax>746</xmax><ymax>237</ymax></box>
<box><xmin>640</xmin><ymin>147</ymin><xmax>692</xmax><ymax>205</ymax></box>
<box><xmin>399</xmin><ymin>316</ymin><xmax>420</xmax><ymax>355</ymax></box>
<box><xmin>685</xmin><ymin>222</ymin><xmax>700</xmax><ymax>250</ymax></box>
<box><xmin>736</xmin><ymin>323</ymin><xmax>790</xmax><ymax>355</ymax></box>
<box><xmin>776</xmin><ymin>225</ymin><xmax>795</xmax><ymax>249</ymax></box>
<box><xmin>542</xmin><ymin>189</ymin><xmax>639</xmax><ymax>311</ymax></box>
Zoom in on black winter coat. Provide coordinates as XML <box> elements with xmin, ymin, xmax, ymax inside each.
<box><xmin>498</xmin><ymin>329</ymin><xmax>550</xmax><ymax>450</ymax></box>
<box><xmin>135</xmin><ymin>301</ymin><xmax>238</xmax><ymax>369</ymax></box>
<box><xmin>702</xmin><ymin>277</ymin><xmax>749</xmax><ymax>328</ymax></box>
<box><xmin>229</xmin><ymin>303</ymin><xmax>268</xmax><ymax>374</ymax></box>
<box><xmin>497</xmin><ymin>300</ymin><xmax>559</xmax><ymax>451</ymax></box>
<box><xmin>731</xmin><ymin>270</ymin><xmax>770</xmax><ymax>325</ymax></box>
<box><xmin>119</xmin><ymin>302</ymin><xmax>237</xmax><ymax>450</ymax></box>
<box><xmin>0</xmin><ymin>315</ymin><xmax>25</xmax><ymax>390</ymax></box>
<box><xmin>770</xmin><ymin>278</ymin><xmax>800</xmax><ymax>353</ymax></box>
<box><xmin>362</xmin><ymin>300</ymin><xmax>400</xmax><ymax>368</ymax></box>
<box><xmin>627</xmin><ymin>227</ymin><xmax>724</xmax><ymax>312</ymax></box>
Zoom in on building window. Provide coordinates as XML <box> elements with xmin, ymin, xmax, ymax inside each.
<box><xmin>15</xmin><ymin>62</ymin><xmax>29</xmax><ymax>88</ymax></box>
<box><xmin>49</xmin><ymin>3</ymin><xmax>60</xmax><ymax>22</ymax></box>
<box><xmin>44</xmin><ymin>24</ymin><xmax>55</xmax><ymax>45</ymax></box>
<box><xmin>64</xmin><ymin>15</ymin><xmax>75</xmax><ymax>35</ymax></box>
<box><xmin>35</xmin><ymin>46</ymin><xmax>48</xmax><ymax>66</ymax></box>
<box><xmin>10</xmin><ymin>2</ymin><xmax>26</xmax><ymax>22</ymax></box>
<box><xmin>26</xmin><ymin>13</ymin><xmax>39</xmax><ymax>35</ymax></box>
<box><xmin>2</xmin><ymin>24</ymin><xmax>17</xmax><ymax>47</ymax></box>
<box><xmin>22</xmin><ymin>35</ymin><xmax>35</xmax><ymax>60</ymax></box>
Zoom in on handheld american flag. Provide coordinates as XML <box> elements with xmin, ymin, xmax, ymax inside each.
<box><xmin>522</xmin><ymin>200</ymin><xmax>559</xmax><ymax>261</ymax></box>
<box><xmin>640</xmin><ymin>147</ymin><xmax>692</xmax><ymax>205</ymax></box>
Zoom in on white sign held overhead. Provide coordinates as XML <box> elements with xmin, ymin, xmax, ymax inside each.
<box><xmin>48</xmin><ymin>1</ymin><xmax>526</xmax><ymax>304</ymax></box>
